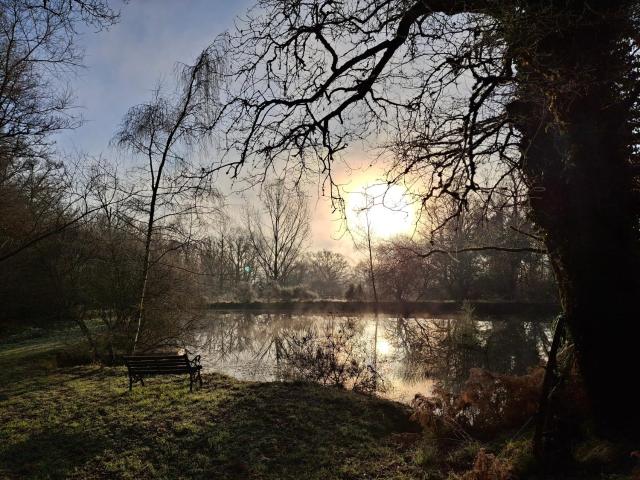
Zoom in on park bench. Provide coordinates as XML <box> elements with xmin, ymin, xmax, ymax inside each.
<box><xmin>123</xmin><ymin>354</ymin><xmax>203</xmax><ymax>392</ymax></box>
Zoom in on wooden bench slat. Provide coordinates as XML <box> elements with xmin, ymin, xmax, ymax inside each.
<box><xmin>126</xmin><ymin>361</ymin><xmax>189</xmax><ymax>366</ymax></box>
<box><xmin>126</xmin><ymin>358</ymin><xmax>187</xmax><ymax>361</ymax></box>
<box><xmin>124</xmin><ymin>359</ymin><xmax>187</xmax><ymax>362</ymax></box>
<box><xmin>128</xmin><ymin>366</ymin><xmax>190</xmax><ymax>370</ymax></box>
<box><xmin>129</xmin><ymin>371</ymin><xmax>191</xmax><ymax>375</ymax></box>
<box><xmin>127</xmin><ymin>362</ymin><xmax>188</xmax><ymax>366</ymax></box>
<box><xmin>122</xmin><ymin>355</ymin><xmax>187</xmax><ymax>360</ymax></box>
<box><xmin>127</xmin><ymin>363</ymin><xmax>191</xmax><ymax>368</ymax></box>
<box><xmin>129</xmin><ymin>363</ymin><xmax>191</xmax><ymax>370</ymax></box>
<box><xmin>129</xmin><ymin>366</ymin><xmax>191</xmax><ymax>370</ymax></box>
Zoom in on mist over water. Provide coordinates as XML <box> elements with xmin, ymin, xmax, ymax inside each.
<box><xmin>191</xmin><ymin>312</ymin><xmax>552</xmax><ymax>403</ymax></box>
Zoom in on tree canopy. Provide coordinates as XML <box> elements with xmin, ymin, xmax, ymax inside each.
<box><xmin>198</xmin><ymin>0</ymin><xmax>640</xmax><ymax>439</ymax></box>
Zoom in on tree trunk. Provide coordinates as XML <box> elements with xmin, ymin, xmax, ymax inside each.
<box><xmin>545</xmin><ymin>212</ymin><xmax>640</xmax><ymax>438</ymax></box>
<box><xmin>512</xmin><ymin>2</ymin><xmax>640</xmax><ymax>438</ymax></box>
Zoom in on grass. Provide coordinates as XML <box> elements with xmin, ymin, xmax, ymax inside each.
<box><xmin>0</xmin><ymin>326</ymin><xmax>424</xmax><ymax>480</ymax></box>
<box><xmin>2</xmin><ymin>325</ymin><xmax>635</xmax><ymax>480</ymax></box>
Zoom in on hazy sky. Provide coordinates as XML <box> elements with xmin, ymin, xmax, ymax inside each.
<box><xmin>56</xmin><ymin>0</ymin><xmax>414</xmax><ymax>260</ymax></box>
<box><xmin>58</xmin><ymin>0</ymin><xmax>252</xmax><ymax>156</ymax></box>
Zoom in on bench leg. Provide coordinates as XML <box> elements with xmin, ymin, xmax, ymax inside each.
<box><xmin>189</xmin><ymin>373</ymin><xmax>193</xmax><ymax>393</ymax></box>
<box><xmin>198</xmin><ymin>370</ymin><xmax>203</xmax><ymax>387</ymax></box>
<box><xmin>129</xmin><ymin>375</ymin><xmax>144</xmax><ymax>390</ymax></box>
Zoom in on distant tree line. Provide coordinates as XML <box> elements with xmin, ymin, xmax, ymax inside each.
<box><xmin>201</xmin><ymin>193</ymin><xmax>554</xmax><ymax>303</ymax></box>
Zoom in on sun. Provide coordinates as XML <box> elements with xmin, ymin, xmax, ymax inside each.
<box><xmin>347</xmin><ymin>183</ymin><xmax>415</xmax><ymax>238</ymax></box>
<box><xmin>376</xmin><ymin>338</ymin><xmax>392</xmax><ymax>356</ymax></box>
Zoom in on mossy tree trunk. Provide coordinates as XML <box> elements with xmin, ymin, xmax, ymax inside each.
<box><xmin>512</xmin><ymin>1</ymin><xmax>640</xmax><ymax>437</ymax></box>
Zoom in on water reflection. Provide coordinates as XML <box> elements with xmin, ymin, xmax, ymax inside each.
<box><xmin>192</xmin><ymin>311</ymin><xmax>551</xmax><ymax>403</ymax></box>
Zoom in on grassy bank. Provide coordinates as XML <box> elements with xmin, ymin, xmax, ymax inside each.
<box><xmin>0</xmin><ymin>328</ymin><xmax>423</xmax><ymax>480</ymax></box>
<box><xmin>1</xmin><ymin>326</ymin><xmax>635</xmax><ymax>480</ymax></box>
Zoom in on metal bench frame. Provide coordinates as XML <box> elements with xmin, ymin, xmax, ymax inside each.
<box><xmin>123</xmin><ymin>354</ymin><xmax>203</xmax><ymax>392</ymax></box>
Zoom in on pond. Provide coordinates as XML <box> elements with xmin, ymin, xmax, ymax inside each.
<box><xmin>191</xmin><ymin>310</ymin><xmax>553</xmax><ymax>404</ymax></box>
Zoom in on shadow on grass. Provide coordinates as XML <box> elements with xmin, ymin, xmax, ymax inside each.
<box><xmin>0</xmin><ymin>364</ymin><xmax>109</xmax><ymax>399</ymax></box>
<box><xmin>0</xmin><ymin>430</ymin><xmax>105</xmax><ymax>479</ymax></box>
<box><xmin>189</xmin><ymin>380</ymin><xmax>419</xmax><ymax>479</ymax></box>
<box><xmin>0</xmin><ymin>371</ymin><xmax>421</xmax><ymax>480</ymax></box>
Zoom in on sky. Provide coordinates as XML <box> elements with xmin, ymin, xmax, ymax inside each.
<box><xmin>58</xmin><ymin>0</ymin><xmax>253</xmax><ymax>156</ymax></box>
<box><xmin>56</xmin><ymin>0</ymin><xmax>415</xmax><ymax>261</ymax></box>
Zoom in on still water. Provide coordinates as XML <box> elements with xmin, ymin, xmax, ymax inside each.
<box><xmin>191</xmin><ymin>311</ymin><xmax>552</xmax><ymax>404</ymax></box>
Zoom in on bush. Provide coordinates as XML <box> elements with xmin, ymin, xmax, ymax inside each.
<box><xmin>260</xmin><ymin>283</ymin><xmax>319</xmax><ymax>301</ymax></box>
<box><xmin>446</xmin><ymin>440</ymin><xmax>536</xmax><ymax>480</ymax></box>
<box><xmin>234</xmin><ymin>281</ymin><xmax>255</xmax><ymax>303</ymax></box>
<box><xmin>279</xmin><ymin>319</ymin><xmax>383</xmax><ymax>394</ymax></box>
<box><xmin>413</xmin><ymin>367</ymin><xmax>545</xmax><ymax>437</ymax></box>
<box><xmin>284</xmin><ymin>285</ymin><xmax>318</xmax><ymax>301</ymax></box>
<box><xmin>446</xmin><ymin>441</ymin><xmax>484</xmax><ymax>470</ymax></box>
<box><xmin>573</xmin><ymin>438</ymin><xmax>619</xmax><ymax>466</ymax></box>
<box><xmin>452</xmin><ymin>449</ymin><xmax>514</xmax><ymax>480</ymax></box>
<box><xmin>345</xmin><ymin>283</ymin><xmax>366</xmax><ymax>301</ymax></box>
<box><xmin>415</xmin><ymin>442</ymin><xmax>439</xmax><ymax>468</ymax></box>
<box><xmin>55</xmin><ymin>344</ymin><xmax>95</xmax><ymax>367</ymax></box>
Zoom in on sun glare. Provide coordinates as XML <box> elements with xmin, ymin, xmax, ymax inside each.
<box><xmin>376</xmin><ymin>338</ymin><xmax>392</xmax><ymax>356</ymax></box>
<box><xmin>347</xmin><ymin>183</ymin><xmax>415</xmax><ymax>238</ymax></box>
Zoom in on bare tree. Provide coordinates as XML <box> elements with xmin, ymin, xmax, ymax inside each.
<box><xmin>115</xmin><ymin>44</ymin><xmax>225</xmax><ymax>352</ymax></box>
<box><xmin>306</xmin><ymin>249</ymin><xmax>349</xmax><ymax>298</ymax></box>
<box><xmin>0</xmin><ymin>0</ymin><xmax>118</xmax><ymax>164</ymax></box>
<box><xmin>350</xmin><ymin>188</ymin><xmax>379</xmax><ymax>305</ymax></box>
<box><xmin>375</xmin><ymin>238</ymin><xmax>427</xmax><ymax>302</ymax></box>
<box><xmin>61</xmin><ymin>159</ymin><xmax>210</xmax><ymax>358</ymax></box>
<box><xmin>224</xmin><ymin>228</ymin><xmax>258</xmax><ymax>289</ymax></box>
<box><xmin>246</xmin><ymin>179</ymin><xmax>310</xmax><ymax>284</ymax></box>
<box><xmin>200</xmin><ymin>226</ymin><xmax>257</xmax><ymax>299</ymax></box>
<box><xmin>0</xmin><ymin>0</ymin><xmax>118</xmax><ymax>263</ymax></box>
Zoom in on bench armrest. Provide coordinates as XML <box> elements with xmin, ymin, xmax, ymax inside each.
<box><xmin>189</xmin><ymin>355</ymin><xmax>202</xmax><ymax>369</ymax></box>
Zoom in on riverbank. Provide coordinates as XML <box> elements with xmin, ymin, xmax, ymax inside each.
<box><xmin>1</xmin><ymin>325</ymin><xmax>633</xmax><ymax>479</ymax></box>
<box><xmin>0</xmin><ymin>328</ymin><xmax>423</xmax><ymax>479</ymax></box>
<box><xmin>206</xmin><ymin>300</ymin><xmax>559</xmax><ymax>316</ymax></box>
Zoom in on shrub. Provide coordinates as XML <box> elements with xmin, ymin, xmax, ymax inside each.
<box><xmin>413</xmin><ymin>367</ymin><xmax>545</xmax><ymax>437</ymax></box>
<box><xmin>279</xmin><ymin>319</ymin><xmax>383</xmax><ymax>394</ymax></box>
<box><xmin>260</xmin><ymin>283</ymin><xmax>319</xmax><ymax>301</ymax></box>
<box><xmin>234</xmin><ymin>281</ymin><xmax>255</xmax><ymax>303</ymax></box>
<box><xmin>55</xmin><ymin>344</ymin><xmax>95</xmax><ymax>367</ymax></box>
<box><xmin>345</xmin><ymin>283</ymin><xmax>366</xmax><ymax>301</ymax></box>
<box><xmin>452</xmin><ymin>449</ymin><xmax>514</xmax><ymax>480</ymax></box>
<box><xmin>415</xmin><ymin>442</ymin><xmax>439</xmax><ymax>468</ymax></box>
